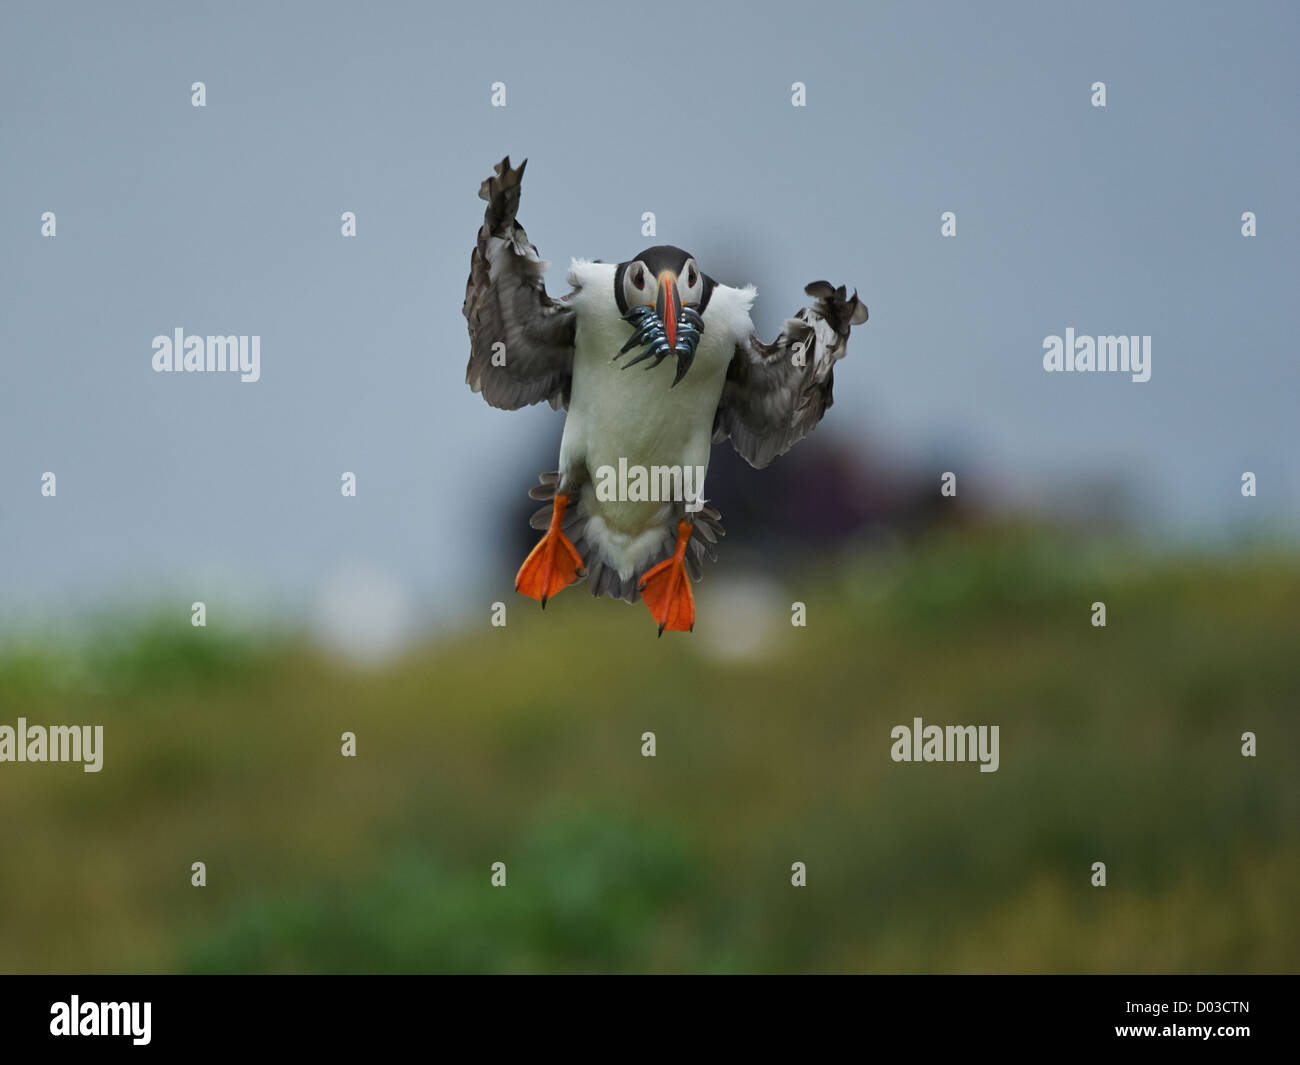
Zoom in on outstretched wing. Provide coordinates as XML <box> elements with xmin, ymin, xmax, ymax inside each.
<box><xmin>463</xmin><ymin>156</ymin><xmax>577</xmax><ymax>411</ymax></box>
<box><xmin>713</xmin><ymin>282</ymin><xmax>869</xmax><ymax>468</ymax></box>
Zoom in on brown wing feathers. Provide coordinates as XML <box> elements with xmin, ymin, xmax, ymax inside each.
<box><xmin>463</xmin><ymin>156</ymin><xmax>576</xmax><ymax>411</ymax></box>
<box><xmin>714</xmin><ymin>282</ymin><xmax>868</xmax><ymax>469</ymax></box>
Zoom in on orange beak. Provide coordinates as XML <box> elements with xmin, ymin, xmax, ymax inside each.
<box><xmin>655</xmin><ymin>271</ymin><xmax>679</xmax><ymax>351</ymax></box>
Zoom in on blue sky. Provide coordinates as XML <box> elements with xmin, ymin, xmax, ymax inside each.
<box><xmin>1</xmin><ymin>0</ymin><xmax>1296</xmax><ymax>634</ymax></box>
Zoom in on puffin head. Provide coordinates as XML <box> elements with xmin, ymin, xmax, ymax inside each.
<box><xmin>613</xmin><ymin>245</ymin><xmax>715</xmax><ymax>386</ymax></box>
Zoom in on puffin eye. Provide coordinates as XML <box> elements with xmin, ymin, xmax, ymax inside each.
<box><xmin>632</xmin><ymin>267</ymin><xmax>645</xmax><ymax>290</ymax></box>
<box><xmin>687</xmin><ymin>266</ymin><xmax>698</xmax><ymax>288</ymax></box>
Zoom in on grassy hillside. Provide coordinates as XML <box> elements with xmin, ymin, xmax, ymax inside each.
<box><xmin>1</xmin><ymin>527</ymin><xmax>1296</xmax><ymax>972</ymax></box>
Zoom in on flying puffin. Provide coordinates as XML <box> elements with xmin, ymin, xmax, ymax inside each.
<box><xmin>463</xmin><ymin>157</ymin><xmax>869</xmax><ymax>634</ymax></box>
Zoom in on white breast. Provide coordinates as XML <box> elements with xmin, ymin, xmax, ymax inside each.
<box><xmin>556</xmin><ymin>260</ymin><xmax>756</xmax><ymax>577</ymax></box>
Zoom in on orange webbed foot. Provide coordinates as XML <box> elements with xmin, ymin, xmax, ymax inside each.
<box><xmin>638</xmin><ymin>519</ymin><xmax>695</xmax><ymax>635</ymax></box>
<box><xmin>516</xmin><ymin>492</ymin><xmax>583</xmax><ymax>606</ymax></box>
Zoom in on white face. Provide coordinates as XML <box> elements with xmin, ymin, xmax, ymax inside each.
<box><xmin>620</xmin><ymin>256</ymin><xmax>704</xmax><ymax>310</ymax></box>
<box><xmin>620</xmin><ymin>260</ymin><xmax>652</xmax><ymax>309</ymax></box>
<box><xmin>678</xmin><ymin>258</ymin><xmax>704</xmax><ymax>305</ymax></box>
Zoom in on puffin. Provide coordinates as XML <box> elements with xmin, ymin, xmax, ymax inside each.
<box><xmin>463</xmin><ymin>157</ymin><xmax>869</xmax><ymax>634</ymax></box>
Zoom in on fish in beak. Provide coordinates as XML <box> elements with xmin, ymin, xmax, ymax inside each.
<box><xmin>615</xmin><ymin>269</ymin><xmax>703</xmax><ymax>387</ymax></box>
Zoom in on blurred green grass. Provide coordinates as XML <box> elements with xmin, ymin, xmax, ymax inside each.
<box><xmin>0</xmin><ymin>526</ymin><xmax>1297</xmax><ymax>973</ymax></box>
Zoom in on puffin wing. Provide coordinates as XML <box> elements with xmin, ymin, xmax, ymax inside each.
<box><xmin>713</xmin><ymin>281</ymin><xmax>868</xmax><ymax>468</ymax></box>
<box><xmin>463</xmin><ymin>156</ymin><xmax>577</xmax><ymax>411</ymax></box>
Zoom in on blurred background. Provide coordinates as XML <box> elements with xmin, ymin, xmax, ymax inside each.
<box><xmin>0</xmin><ymin>0</ymin><xmax>1296</xmax><ymax>972</ymax></box>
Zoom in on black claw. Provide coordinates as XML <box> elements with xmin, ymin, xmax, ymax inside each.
<box><xmin>657</xmin><ymin>622</ymin><xmax>665</xmax><ymax>637</ymax></box>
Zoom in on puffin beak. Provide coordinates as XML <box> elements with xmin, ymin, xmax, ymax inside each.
<box><xmin>655</xmin><ymin>271</ymin><xmax>679</xmax><ymax>352</ymax></box>
<box><xmin>615</xmin><ymin>265</ymin><xmax>700</xmax><ymax>386</ymax></box>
